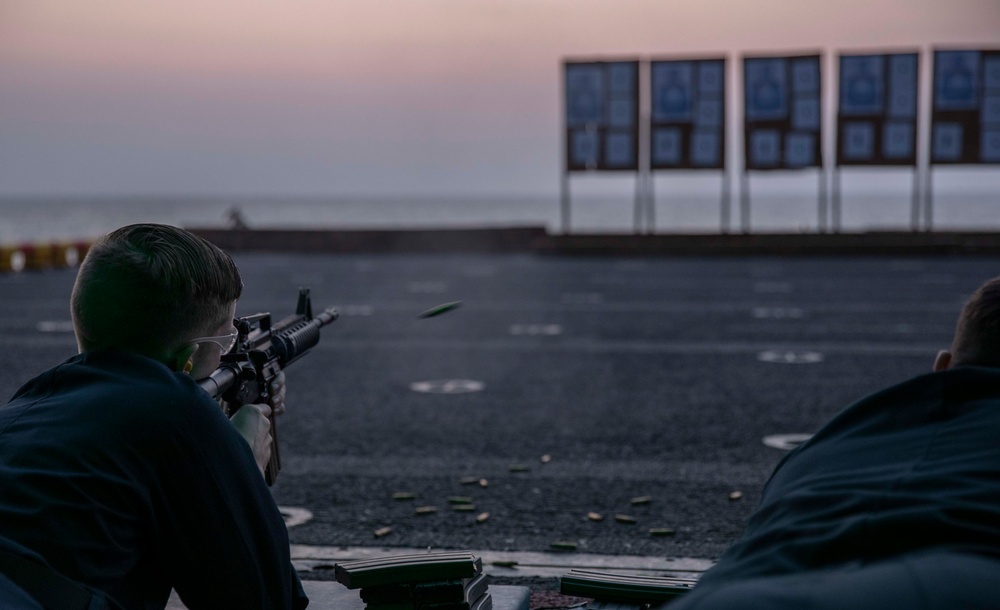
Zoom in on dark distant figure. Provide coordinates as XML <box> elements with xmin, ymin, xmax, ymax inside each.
<box><xmin>671</xmin><ymin>276</ymin><xmax>1000</xmax><ymax>609</ymax></box>
<box><xmin>226</xmin><ymin>205</ymin><xmax>249</xmax><ymax>229</ymax></box>
<box><xmin>0</xmin><ymin>224</ymin><xmax>307</xmax><ymax>609</ymax></box>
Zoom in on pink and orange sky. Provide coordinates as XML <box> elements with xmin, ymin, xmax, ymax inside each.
<box><xmin>1</xmin><ymin>0</ymin><xmax>998</xmax><ymax>197</ymax></box>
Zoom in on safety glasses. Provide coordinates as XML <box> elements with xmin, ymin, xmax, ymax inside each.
<box><xmin>187</xmin><ymin>328</ymin><xmax>239</xmax><ymax>354</ymax></box>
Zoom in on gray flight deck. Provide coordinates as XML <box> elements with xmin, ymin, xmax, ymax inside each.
<box><xmin>2</xmin><ymin>247</ymin><xmax>996</xmax><ymax>589</ymax></box>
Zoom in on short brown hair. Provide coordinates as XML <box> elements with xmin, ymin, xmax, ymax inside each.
<box><xmin>71</xmin><ymin>224</ymin><xmax>243</xmax><ymax>356</ymax></box>
<box><xmin>951</xmin><ymin>276</ymin><xmax>1000</xmax><ymax>367</ymax></box>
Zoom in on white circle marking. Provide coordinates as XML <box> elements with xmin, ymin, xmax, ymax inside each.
<box><xmin>762</xmin><ymin>434</ymin><xmax>814</xmax><ymax>450</ymax></box>
<box><xmin>278</xmin><ymin>506</ymin><xmax>314</xmax><ymax>528</ymax></box>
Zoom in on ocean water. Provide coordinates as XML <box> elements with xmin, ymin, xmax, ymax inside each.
<box><xmin>0</xmin><ymin>180</ymin><xmax>996</xmax><ymax>245</ymax></box>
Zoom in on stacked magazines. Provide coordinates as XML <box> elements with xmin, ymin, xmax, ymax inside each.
<box><xmin>335</xmin><ymin>552</ymin><xmax>491</xmax><ymax>610</ymax></box>
<box><xmin>560</xmin><ymin>569</ymin><xmax>699</xmax><ymax>607</ymax></box>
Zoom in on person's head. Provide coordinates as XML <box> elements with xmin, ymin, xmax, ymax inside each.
<box><xmin>71</xmin><ymin>223</ymin><xmax>243</xmax><ymax>377</ymax></box>
<box><xmin>935</xmin><ymin>276</ymin><xmax>1000</xmax><ymax>371</ymax></box>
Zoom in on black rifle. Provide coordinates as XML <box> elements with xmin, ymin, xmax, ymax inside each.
<box><xmin>199</xmin><ymin>288</ymin><xmax>338</xmax><ymax>485</ymax></box>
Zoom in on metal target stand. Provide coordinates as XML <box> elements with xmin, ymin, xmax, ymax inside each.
<box><xmin>830</xmin><ymin>51</ymin><xmax>923</xmax><ymax>232</ymax></box>
<box><xmin>740</xmin><ymin>52</ymin><xmax>827</xmax><ymax>233</ymax></box>
<box><xmin>561</xmin><ymin>58</ymin><xmax>645</xmax><ymax>235</ymax></box>
<box><xmin>647</xmin><ymin>56</ymin><xmax>731</xmax><ymax>234</ymax></box>
<box><xmin>922</xmin><ymin>47</ymin><xmax>1000</xmax><ymax>232</ymax></box>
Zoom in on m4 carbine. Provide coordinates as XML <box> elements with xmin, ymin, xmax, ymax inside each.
<box><xmin>199</xmin><ymin>288</ymin><xmax>338</xmax><ymax>485</ymax></box>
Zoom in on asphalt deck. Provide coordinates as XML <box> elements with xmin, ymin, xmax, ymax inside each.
<box><xmin>3</xmin><ymin>244</ymin><xmax>997</xmax><ymax>602</ymax></box>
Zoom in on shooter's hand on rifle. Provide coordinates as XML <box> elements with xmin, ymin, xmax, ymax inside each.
<box><xmin>229</xmin><ymin>372</ymin><xmax>286</xmax><ymax>476</ymax></box>
<box><xmin>269</xmin><ymin>370</ymin><xmax>287</xmax><ymax>416</ymax></box>
<box><xmin>231</xmin><ymin>403</ymin><xmax>272</xmax><ymax>476</ymax></box>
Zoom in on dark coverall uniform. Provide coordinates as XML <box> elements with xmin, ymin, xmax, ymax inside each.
<box><xmin>671</xmin><ymin>366</ymin><xmax>1000</xmax><ymax>609</ymax></box>
<box><xmin>0</xmin><ymin>349</ymin><xmax>309</xmax><ymax>609</ymax></box>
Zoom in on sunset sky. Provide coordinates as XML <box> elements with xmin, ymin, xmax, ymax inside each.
<box><xmin>1</xmin><ymin>0</ymin><xmax>998</xmax><ymax>198</ymax></box>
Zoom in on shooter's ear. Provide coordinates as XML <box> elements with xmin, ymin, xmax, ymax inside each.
<box><xmin>170</xmin><ymin>344</ymin><xmax>199</xmax><ymax>374</ymax></box>
<box><xmin>933</xmin><ymin>350</ymin><xmax>952</xmax><ymax>372</ymax></box>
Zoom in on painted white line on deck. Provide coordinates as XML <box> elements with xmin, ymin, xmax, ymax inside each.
<box><xmin>757</xmin><ymin>350</ymin><xmax>824</xmax><ymax>364</ymax></box>
<box><xmin>410</xmin><ymin>379</ymin><xmax>485</xmax><ymax>394</ymax></box>
<box><xmin>510</xmin><ymin>324</ymin><xmax>563</xmax><ymax>336</ymax></box>
<box><xmin>36</xmin><ymin>320</ymin><xmax>75</xmax><ymax>333</ymax></box>
<box><xmin>309</xmin><ymin>339</ymin><xmax>940</xmax><ymax>356</ymax></box>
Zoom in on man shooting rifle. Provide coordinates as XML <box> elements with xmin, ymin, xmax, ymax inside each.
<box><xmin>0</xmin><ymin>224</ymin><xmax>317</xmax><ymax>609</ymax></box>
